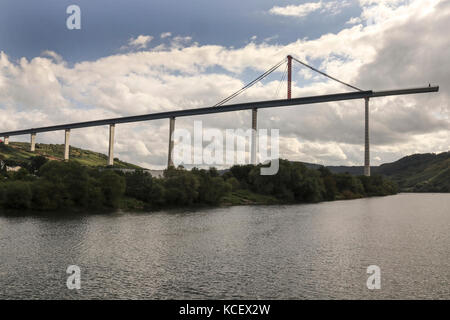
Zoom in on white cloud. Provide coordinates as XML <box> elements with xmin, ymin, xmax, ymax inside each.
<box><xmin>160</xmin><ymin>32</ymin><xmax>172</xmax><ymax>39</ymax></box>
<box><xmin>269</xmin><ymin>1</ymin><xmax>351</xmax><ymax>18</ymax></box>
<box><xmin>269</xmin><ymin>1</ymin><xmax>323</xmax><ymax>18</ymax></box>
<box><xmin>41</xmin><ymin>50</ymin><xmax>64</xmax><ymax>64</ymax></box>
<box><xmin>122</xmin><ymin>35</ymin><xmax>154</xmax><ymax>50</ymax></box>
<box><xmin>346</xmin><ymin>17</ymin><xmax>362</xmax><ymax>25</ymax></box>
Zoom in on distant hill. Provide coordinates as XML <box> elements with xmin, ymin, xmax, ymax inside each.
<box><xmin>375</xmin><ymin>152</ymin><xmax>450</xmax><ymax>192</ymax></box>
<box><xmin>0</xmin><ymin>142</ymin><xmax>143</xmax><ymax>170</ymax></box>
<box><xmin>300</xmin><ymin>162</ymin><xmax>376</xmax><ymax>175</ymax></box>
<box><xmin>301</xmin><ymin>152</ymin><xmax>450</xmax><ymax>192</ymax></box>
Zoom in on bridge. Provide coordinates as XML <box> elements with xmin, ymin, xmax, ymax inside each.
<box><xmin>0</xmin><ymin>55</ymin><xmax>439</xmax><ymax>176</ymax></box>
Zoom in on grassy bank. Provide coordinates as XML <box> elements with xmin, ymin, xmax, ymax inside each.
<box><xmin>0</xmin><ymin>142</ymin><xmax>142</xmax><ymax>169</ymax></box>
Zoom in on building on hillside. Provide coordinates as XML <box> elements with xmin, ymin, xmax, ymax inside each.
<box><xmin>6</xmin><ymin>166</ymin><xmax>22</xmax><ymax>172</ymax></box>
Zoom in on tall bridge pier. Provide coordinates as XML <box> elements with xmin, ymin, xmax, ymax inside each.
<box><xmin>364</xmin><ymin>98</ymin><xmax>370</xmax><ymax>176</ymax></box>
<box><xmin>251</xmin><ymin>108</ymin><xmax>258</xmax><ymax>165</ymax></box>
<box><xmin>108</xmin><ymin>124</ymin><xmax>115</xmax><ymax>166</ymax></box>
<box><xmin>64</xmin><ymin>129</ymin><xmax>70</xmax><ymax>161</ymax></box>
<box><xmin>30</xmin><ymin>133</ymin><xmax>36</xmax><ymax>152</ymax></box>
<box><xmin>168</xmin><ymin>117</ymin><xmax>175</xmax><ymax>167</ymax></box>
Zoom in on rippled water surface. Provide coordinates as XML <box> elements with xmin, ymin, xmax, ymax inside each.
<box><xmin>1</xmin><ymin>193</ymin><xmax>449</xmax><ymax>299</ymax></box>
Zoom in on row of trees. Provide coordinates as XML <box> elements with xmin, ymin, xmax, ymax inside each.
<box><xmin>225</xmin><ymin>160</ymin><xmax>398</xmax><ymax>203</ymax></box>
<box><xmin>124</xmin><ymin>167</ymin><xmax>231</xmax><ymax>206</ymax></box>
<box><xmin>0</xmin><ymin>157</ymin><xmax>398</xmax><ymax>212</ymax></box>
<box><xmin>0</xmin><ymin>159</ymin><xmax>125</xmax><ymax>210</ymax></box>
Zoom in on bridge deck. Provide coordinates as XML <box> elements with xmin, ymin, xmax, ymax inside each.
<box><xmin>0</xmin><ymin>86</ymin><xmax>438</xmax><ymax>137</ymax></box>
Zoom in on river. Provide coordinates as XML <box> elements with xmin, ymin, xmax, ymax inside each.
<box><xmin>0</xmin><ymin>193</ymin><xmax>449</xmax><ymax>299</ymax></box>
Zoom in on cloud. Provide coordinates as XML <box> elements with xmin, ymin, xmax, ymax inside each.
<box><xmin>122</xmin><ymin>35</ymin><xmax>154</xmax><ymax>50</ymax></box>
<box><xmin>0</xmin><ymin>0</ymin><xmax>448</xmax><ymax>168</ymax></box>
<box><xmin>269</xmin><ymin>1</ymin><xmax>351</xmax><ymax>18</ymax></box>
<box><xmin>269</xmin><ymin>1</ymin><xmax>323</xmax><ymax>18</ymax></box>
<box><xmin>160</xmin><ymin>32</ymin><xmax>172</xmax><ymax>39</ymax></box>
<box><xmin>346</xmin><ymin>17</ymin><xmax>362</xmax><ymax>25</ymax></box>
<box><xmin>41</xmin><ymin>50</ymin><xmax>64</xmax><ymax>64</ymax></box>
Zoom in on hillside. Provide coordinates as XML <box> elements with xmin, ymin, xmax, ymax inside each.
<box><xmin>376</xmin><ymin>152</ymin><xmax>450</xmax><ymax>192</ymax></box>
<box><xmin>0</xmin><ymin>142</ymin><xmax>143</xmax><ymax>169</ymax></box>
<box><xmin>302</xmin><ymin>152</ymin><xmax>450</xmax><ymax>192</ymax></box>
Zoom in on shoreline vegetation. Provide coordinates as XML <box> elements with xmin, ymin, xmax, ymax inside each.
<box><xmin>0</xmin><ymin>155</ymin><xmax>398</xmax><ymax>214</ymax></box>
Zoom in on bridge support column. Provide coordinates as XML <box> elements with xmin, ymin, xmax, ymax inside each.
<box><xmin>364</xmin><ymin>98</ymin><xmax>370</xmax><ymax>176</ymax></box>
<box><xmin>30</xmin><ymin>133</ymin><xmax>36</xmax><ymax>152</ymax></box>
<box><xmin>168</xmin><ymin>117</ymin><xmax>175</xmax><ymax>168</ymax></box>
<box><xmin>251</xmin><ymin>108</ymin><xmax>258</xmax><ymax>165</ymax></box>
<box><xmin>108</xmin><ymin>124</ymin><xmax>115</xmax><ymax>166</ymax></box>
<box><xmin>4</xmin><ymin>136</ymin><xmax>9</xmax><ymax>145</ymax></box>
<box><xmin>64</xmin><ymin>129</ymin><xmax>70</xmax><ymax>161</ymax></box>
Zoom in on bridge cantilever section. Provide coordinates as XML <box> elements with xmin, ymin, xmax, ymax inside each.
<box><xmin>0</xmin><ymin>86</ymin><xmax>439</xmax><ymax>168</ymax></box>
<box><xmin>0</xmin><ymin>90</ymin><xmax>374</xmax><ymax>136</ymax></box>
<box><xmin>0</xmin><ymin>87</ymin><xmax>439</xmax><ymax>136</ymax></box>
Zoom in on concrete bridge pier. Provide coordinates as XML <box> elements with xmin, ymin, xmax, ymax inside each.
<box><xmin>64</xmin><ymin>129</ymin><xmax>70</xmax><ymax>161</ymax></box>
<box><xmin>30</xmin><ymin>133</ymin><xmax>36</xmax><ymax>152</ymax></box>
<box><xmin>364</xmin><ymin>97</ymin><xmax>370</xmax><ymax>176</ymax></box>
<box><xmin>4</xmin><ymin>136</ymin><xmax>9</xmax><ymax>145</ymax></box>
<box><xmin>251</xmin><ymin>108</ymin><xmax>258</xmax><ymax>165</ymax></box>
<box><xmin>168</xmin><ymin>117</ymin><xmax>175</xmax><ymax>168</ymax></box>
<box><xmin>108</xmin><ymin>124</ymin><xmax>115</xmax><ymax>166</ymax></box>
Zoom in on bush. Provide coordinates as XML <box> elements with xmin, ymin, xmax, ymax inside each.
<box><xmin>31</xmin><ymin>180</ymin><xmax>64</xmax><ymax>210</ymax></box>
<box><xmin>29</xmin><ymin>156</ymin><xmax>48</xmax><ymax>173</ymax></box>
<box><xmin>164</xmin><ymin>169</ymin><xmax>199</xmax><ymax>205</ymax></box>
<box><xmin>0</xmin><ymin>183</ymin><xmax>5</xmax><ymax>204</ymax></box>
<box><xmin>4</xmin><ymin>181</ymin><xmax>32</xmax><ymax>210</ymax></box>
<box><xmin>86</xmin><ymin>178</ymin><xmax>105</xmax><ymax>209</ymax></box>
<box><xmin>125</xmin><ymin>171</ymin><xmax>154</xmax><ymax>202</ymax></box>
<box><xmin>226</xmin><ymin>177</ymin><xmax>240</xmax><ymax>191</ymax></box>
<box><xmin>100</xmin><ymin>171</ymin><xmax>126</xmax><ymax>208</ymax></box>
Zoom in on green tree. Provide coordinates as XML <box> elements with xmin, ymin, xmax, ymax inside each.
<box><xmin>226</xmin><ymin>177</ymin><xmax>240</xmax><ymax>191</ymax></box>
<box><xmin>125</xmin><ymin>170</ymin><xmax>154</xmax><ymax>202</ymax></box>
<box><xmin>31</xmin><ymin>180</ymin><xmax>64</xmax><ymax>210</ymax></box>
<box><xmin>86</xmin><ymin>177</ymin><xmax>105</xmax><ymax>209</ymax></box>
<box><xmin>148</xmin><ymin>179</ymin><xmax>166</xmax><ymax>206</ymax></box>
<box><xmin>196</xmin><ymin>170</ymin><xmax>231</xmax><ymax>205</ymax></box>
<box><xmin>29</xmin><ymin>156</ymin><xmax>48</xmax><ymax>173</ymax></box>
<box><xmin>164</xmin><ymin>169</ymin><xmax>199</xmax><ymax>205</ymax></box>
<box><xmin>38</xmin><ymin>161</ymin><xmax>89</xmax><ymax>207</ymax></box>
<box><xmin>322</xmin><ymin>175</ymin><xmax>338</xmax><ymax>201</ymax></box>
<box><xmin>4</xmin><ymin>181</ymin><xmax>32</xmax><ymax>209</ymax></box>
<box><xmin>100</xmin><ymin>170</ymin><xmax>126</xmax><ymax>208</ymax></box>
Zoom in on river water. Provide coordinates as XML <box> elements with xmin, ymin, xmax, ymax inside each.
<box><xmin>0</xmin><ymin>193</ymin><xmax>449</xmax><ymax>300</ymax></box>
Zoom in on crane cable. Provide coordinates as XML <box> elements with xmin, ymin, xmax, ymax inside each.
<box><xmin>291</xmin><ymin>56</ymin><xmax>363</xmax><ymax>92</ymax></box>
<box><xmin>213</xmin><ymin>58</ymin><xmax>287</xmax><ymax>107</ymax></box>
<box><xmin>275</xmin><ymin>62</ymin><xmax>288</xmax><ymax>98</ymax></box>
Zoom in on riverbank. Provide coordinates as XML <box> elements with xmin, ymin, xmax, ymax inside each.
<box><xmin>118</xmin><ymin>189</ymin><xmax>379</xmax><ymax>212</ymax></box>
<box><xmin>0</xmin><ymin>159</ymin><xmax>398</xmax><ymax>214</ymax></box>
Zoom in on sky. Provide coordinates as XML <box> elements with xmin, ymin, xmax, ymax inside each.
<box><xmin>0</xmin><ymin>0</ymin><xmax>448</xmax><ymax>169</ymax></box>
